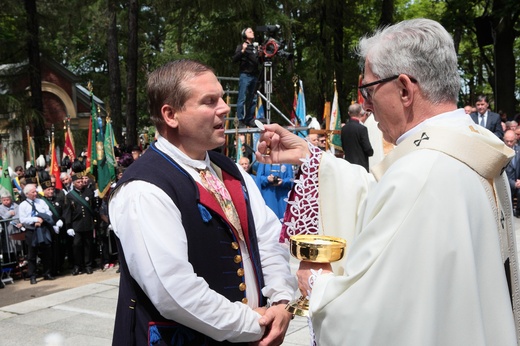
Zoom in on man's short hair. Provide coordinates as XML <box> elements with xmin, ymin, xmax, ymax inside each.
<box><xmin>23</xmin><ymin>183</ymin><xmax>36</xmax><ymax>195</ymax></box>
<box><xmin>147</xmin><ymin>60</ymin><xmax>215</xmax><ymax>132</ymax></box>
<box><xmin>476</xmin><ymin>94</ymin><xmax>490</xmax><ymax>104</ymax></box>
<box><xmin>348</xmin><ymin>103</ymin><xmax>364</xmax><ymax>116</ymax></box>
<box><xmin>357</xmin><ymin>18</ymin><xmax>460</xmax><ymax>105</ymax></box>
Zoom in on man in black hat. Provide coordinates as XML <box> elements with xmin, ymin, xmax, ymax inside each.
<box><xmin>40</xmin><ymin>178</ymin><xmax>66</xmax><ymax>276</ymax></box>
<box><xmin>63</xmin><ymin>172</ymin><xmax>96</xmax><ymax>275</ymax></box>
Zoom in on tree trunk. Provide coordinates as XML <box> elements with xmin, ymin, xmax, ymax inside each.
<box><xmin>330</xmin><ymin>0</ymin><xmax>344</xmax><ymax>120</ymax></box>
<box><xmin>107</xmin><ymin>0</ymin><xmax>123</xmax><ymax>145</ymax></box>
<box><xmin>24</xmin><ymin>0</ymin><xmax>45</xmax><ymax>155</ymax></box>
<box><xmin>317</xmin><ymin>3</ymin><xmax>331</xmax><ymax>124</ymax></box>
<box><xmin>125</xmin><ymin>0</ymin><xmax>138</xmax><ymax>147</ymax></box>
<box><xmin>379</xmin><ymin>0</ymin><xmax>394</xmax><ymax>27</ymax></box>
<box><xmin>491</xmin><ymin>0</ymin><xmax>517</xmax><ymax>118</ymax></box>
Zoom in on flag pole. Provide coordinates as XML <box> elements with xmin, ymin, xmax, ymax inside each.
<box><xmin>26</xmin><ymin>126</ymin><xmax>31</xmax><ymax>166</ymax></box>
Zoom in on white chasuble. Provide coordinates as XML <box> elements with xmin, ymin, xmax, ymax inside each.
<box><xmin>310</xmin><ymin>111</ymin><xmax>520</xmax><ymax>346</ymax></box>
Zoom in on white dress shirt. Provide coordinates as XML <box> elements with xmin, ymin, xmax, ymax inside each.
<box><xmin>19</xmin><ymin>198</ymin><xmax>52</xmax><ymax>227</ymax></box>
<box><xmin>109</xmin><ymin>135</ymin><xmax>295</xmax><ymax>343</ymax></box>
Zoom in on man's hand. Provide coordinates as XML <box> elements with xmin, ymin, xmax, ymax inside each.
<box><xmin>34</xmin><ymin>217</ymin><xmax>43</xmax><ymax>227</ymax></box>
<box><xmin>256</xmin><ymin>124</ymin><xmax>310</xmax><ymax>165</ymax></box>
<box><xmin>296</xmin><ymin>262</ymin><xmax>333</xmax><ymax>299</ymax></box>
<box><xmin>253</xmin><ymin>304</ymin><xmax>293</xmax><ymax>346</ymax></box>
<box><xmin>67</xmin><ymin>229</ymin><xmax>75</xmax><ymax>237</ymax></box>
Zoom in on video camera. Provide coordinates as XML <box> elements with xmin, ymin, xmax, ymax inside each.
<box><xmin>256</xmin><ymin>24</ymin><xmax>293</xmax><ymax>60</ymax></box>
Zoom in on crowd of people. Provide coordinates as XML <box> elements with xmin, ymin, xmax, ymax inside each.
<box><xmin>0</xmin><ymin>145</ymin><xmax>144</xmax><ymax>289</ymax></box>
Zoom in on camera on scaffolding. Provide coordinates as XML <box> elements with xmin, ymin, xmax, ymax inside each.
<box><xmin>256</xmin><ymin>24</ymin><xmax>293</xmax><ymax>60</ymax></box>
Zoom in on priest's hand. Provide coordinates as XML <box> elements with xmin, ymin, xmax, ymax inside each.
<box><xmin>256</xmin><ymin>124</ymin><xmax>310</xmax><ymax>165</ymax></box>
<box><xmin>254</xmin><ymin>303</ymin><xmax>292</xmax><ymax>346</ymax></box>
<box><xmin>67</xmin><ymin>229</ymin><xmax>75</xmax><ymax>237</ymax></box>
<box><xmin>297</xmin><ymin>261</ymin><xmax>332</xmax><ymax>298</ymax></box>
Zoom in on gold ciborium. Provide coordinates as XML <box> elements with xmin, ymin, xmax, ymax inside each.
<box><xmin>286</xmin><ymin>234</ymin><xmax>347</xmax><ymax>317</ymax></box>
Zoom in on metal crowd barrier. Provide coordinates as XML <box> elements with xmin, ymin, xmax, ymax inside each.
<box><xmin>0</xmin><ymin>218</ymin><xmax>25</xmax><ymax>284</ymax></box>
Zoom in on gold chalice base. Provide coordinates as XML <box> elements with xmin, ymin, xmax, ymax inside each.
<box><xmin>286</xmin><ymin>296</ymin><xmax>310</xmax><ymax>317</ymax></box>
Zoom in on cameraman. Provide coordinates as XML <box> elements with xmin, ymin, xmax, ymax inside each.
<box><xmin>255</xmin><ymin>163</ymin><xmax>294</xmax><ymax>221</ymax></box>
<box><xmin>232</xmin><ymin>27</ymin><xmax>260</xmax><ymax>127</ymax></box>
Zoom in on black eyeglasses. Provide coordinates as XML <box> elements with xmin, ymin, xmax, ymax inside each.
<box><xmin>358</xmin><ymin>75</ymin><xmax>417</xmax><ymax>102</ymax></box>
<box><xmin>358</xmin><ymin>75</ymin><xmax>399</xmax><ymax>102</ymax></box>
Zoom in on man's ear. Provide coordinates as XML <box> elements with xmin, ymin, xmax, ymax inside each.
<box><xmin>398</xmin><ymin>75</ymin><xmax>415</xmax><ymax>107</ymax></box>
<box><xmin>161</xmin><ymin>104</ymin><xmax>178</xmax><ymax>128</ymax></box>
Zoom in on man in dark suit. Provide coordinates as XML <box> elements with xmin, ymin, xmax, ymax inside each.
<box><xmin>341</xmin><ymin>103</ymin><xmax>374</xmax><ymax>171</ymax></box>
<box><xmin>470</xmin><ymin>94</ymin><xmax>504</xmax><ymax>140</ymax></box>
<box><xmin>504</xmin><ymin>130</ymin><xmax>520</xmax><ymax>216</ymax></box>
<box><xmin>63</xmin><ymin>172</ymin><xmax>96</xmax><ymax>275</ymax></box>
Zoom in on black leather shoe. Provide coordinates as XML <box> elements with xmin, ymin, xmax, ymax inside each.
<box><xmin>30</xmin><ymin>277</ymin><xmax>37</xmax><ymax>284</ymax></box>
<box><xmin>43</xmin><ymin>274</ymin><xmax>55</xmax><ymax>281</ymax></box>
<box><xmin>85</xmin><ymin>267</ymin><xmax>93</xmax><ymax>275</ymax></box>
<box><xmin>72</xmin><ymin>267</ymin><xmax>81</xmax><ymax>276</ymax></box>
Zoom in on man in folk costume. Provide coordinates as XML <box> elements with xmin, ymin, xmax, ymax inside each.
<box><xmin>257</xmin><ymin>18</ymin><xmax>520</xmax><ymax>345</ymax></box>
<box><xmin>63</xmin><ymin>171</ymin><xmax>96</xmax><ymax>276</ymax></box>
<box><xmin>40</xmin><ymin>178</ymin><xmax>66</xmax><ymax>276</ymax></box>
<box><xmin>109</xmin><ymin>60</ymin><xmax>295</xmax><ymax>345</ymax></box>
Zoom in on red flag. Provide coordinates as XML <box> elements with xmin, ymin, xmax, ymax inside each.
<box><xmin>50</xmin><ymin>135</ymin><xmax>63</xmax><ymax>190</ymax></box>
<box><xmin>63</xmin><ymin>126</ymin><xmax>76</xmax><ymax>161</ymax></box>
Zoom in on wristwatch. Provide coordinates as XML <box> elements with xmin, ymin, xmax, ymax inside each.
<box><xmin>270</xmin><ymin>299</ymin><xmax>290</xmax><ymax>306</ymax></box>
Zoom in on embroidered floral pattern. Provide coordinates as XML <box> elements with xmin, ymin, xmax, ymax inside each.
<box><xmin>199</xmin><ymin>169</ymin><xmax>244</xmax><ymax>240</ymax></box>
<box><xmin>280</xmin><ymin>143</ymin><xmax>322</xmax><ymax>243</ymax></box>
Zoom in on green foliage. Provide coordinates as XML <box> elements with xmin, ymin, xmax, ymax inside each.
<box><xmin>1</xmin><ymin>0</ymin><xmax>519</xmax><ymax>145</ymax></box>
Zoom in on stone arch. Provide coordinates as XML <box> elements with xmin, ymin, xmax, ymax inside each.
<box><xmin>40</xmin><ymin>81</ymin><xmax>77</xmax><ymax>118</ymax></box>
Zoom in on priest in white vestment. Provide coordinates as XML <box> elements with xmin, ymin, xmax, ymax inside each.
<box><xmin>256</xmin><ymin>18</ymin><xmax>520</xmax><ymax>346</ymax></box>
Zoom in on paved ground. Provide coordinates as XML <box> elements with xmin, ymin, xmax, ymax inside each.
<box><xmin>2</xmin><ymin>215</ymin><xmax>520</xmax><ymax>345</ymax></box>
<box><xmin>0</xmin><ymin>266</ymin><xmax>120</xmax><ymax>308</ymax></box>
<box><xmin>0</xmin><ymin>264</ymin><xmax>311</xmax><ymax>345</ymax></box>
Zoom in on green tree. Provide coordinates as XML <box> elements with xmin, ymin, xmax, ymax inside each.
<box><xmin>107</xmin><ymin>0</ymin><xmax>124</xmax><ymax>145</ymax></box>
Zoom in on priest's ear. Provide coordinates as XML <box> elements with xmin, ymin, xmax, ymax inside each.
<box><xmin>161</xmin><ymin>104</ymin><xmax>179</xmax><ymax>128</ymax></box>
<box><xmin>397</xmin><ymin>74</ymin><xmax>417</xmax><ymax>107</ymax></box>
